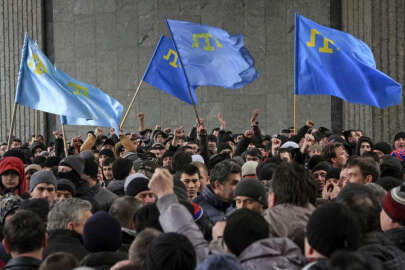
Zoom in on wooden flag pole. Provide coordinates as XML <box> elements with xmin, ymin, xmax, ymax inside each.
<box><xmin>293</xmin><ymin>94</ymin><xmax>298</xmax><ymax>134</ymax></box>
<box><xmin>34</xmin><ymin>110</ymin><xmax>39</xmax><ymax>140</ymax></box>
<box><xmin>7</xmin><ymin>103</ymin><xmax>18</xmax><ymax>150</ymax></box>
<box><xmin>119</xmin><ymin>80</ymin><xmax>144</xmax><ymax>130</ymax></box>
<box><xmin>61</xmin><ymin>123</ymin><xmax>69</xmax><ymax>157</ymax></box>
<box><xmin>186</xmin><ymin>85</ymin><xmax>200</xmax><ymax>123</ymax></box>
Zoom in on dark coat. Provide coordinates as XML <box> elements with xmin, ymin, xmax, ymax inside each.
<box><xmin>80</xmin><ymin>251</ymin><xmax>128</xmax><ymax>270</ymax></box>
<box><xmin>385</xmin><ymin>227</ymin><xmax>405</xmax><ymax>252</ymax></box>
<box><xmin>193</xmin><ymin>187</ymin><xmax>234</xmax><ymax>226</ymax></box>
<box><xmin>43</xmin><ymin>229</ymin><xmax>89</xmax><ymax>261</ymax></box>
<box><xmin>359</xmin><ymin>232</ymin><xmax>405</xmax><ymax>270</ymax></box>
<box><xmin>3</xmin><ymin>256</ymin><xmax>41</xmax><ymax>270</ymax></box>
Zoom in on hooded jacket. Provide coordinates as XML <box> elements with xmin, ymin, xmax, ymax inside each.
<box><xmin>0</xmin><ymin>157</ymin><xmax>27</xmax><ymax>196</ymax></box>
<box><xmin>158</xmin><ymin>194</ymin><xmax>305</xmax><ymax>269</ymax></box>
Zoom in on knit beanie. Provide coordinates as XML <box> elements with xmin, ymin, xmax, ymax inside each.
<box><xmin>373</xmin><ymin>142</ymin><xmax>392</xmax><ymax>155</ymax></box>
<box><xmin>126</xmin><ymin>177</ymin><xmax>150</xmax><ymax>197</ymax></box>
<box><xmin>223</xmin><ymin>208</ymin><xmax>269</xmax><ymax>256</ymax></box>
<box><xmin>146</xmin><ymin>232</ymin><xmax>196</xmax><ymax>270</ymax></box>
<box><xmin>256</xmin><ymin>162</ymin><xmax>277</xmax><ymax>181</ymax></box>
<box><xmin>78</xmin><ymin>150</ymin><xmax>94</xmax><ymax>161</ymax></box>
<box><xmin>312</xmin><ymin>161</ymin><xmax>332</xmax><ymax>174</ymax></box>
<box><xmin>29</xmin><ymin>170</ymin><xmax>57</xmax><ymax>192</ymax></box>
<box><xmin>191</xmin><ymin>154</ymin><xmax>205</xmax><ymax>164</ymax></box>
<box><xmin>112</xmin><ymin>158</ymin><xmax>133</xmax><ymax>180</ymax></box>
<box><xmin>376</xmin><ymin>176</ymin><xmax>403</xmax><ymax>192</ymax></box>
<box><xmin>42</xmin><ymin>156</ymin><xmax>61</xmax><ymax>168</ymax></box>
<box><xmin>0</xmin><ymin>194</ymin><xmax>22</xmax><ymax>224</ymax></box>
<box><xmin>196</xmin><ymin>254</ymin><xmax>243</xmax><ymax>270</ymax></box>
<box><xmin>307</xmin><ymin>155</ymin><xmax>326</xmax><ymax>171</ymax></box>
<box><xmin>60</xmin><ymin>156</ymin><xmax>85</xmax><ymax>175</ymax></box>
<box><xmin>382</xmin><ymin>184</ymin><xmax>405</xmax><ymax>224</ymax></box>
<box><xmin>56</xmin><ymin>178</ymin><xmax>76</xmax><ymax>196</ymax></box>
<box><xmin>82</xmin><ymin>211</ymin><xmax>122</xmax><ymax>252</ymax></box>
<box><xmin>306</xmin><ymin>202</ymin><xmax>361</xmax><ymax>257</ymax></box>
<box><xmin>234</xmin><ymin>179</ymin><xmax>268</xmax><ymax>208</ymax></box>
<box><xmin>241</xmin><ymin>161</ymin><xmax>258</xmax><ymax>178</ymax></box>
<box><xmin>380</xmin><ymin>156</ymin><xmax>403</xmax><ymax>179</ymax></box>
<box><xmin>83</xmin><ymin>158</ymin><xmax>98</xmax><ymax>179</ymax></box>
<box><xmin>124</xmin><ymin>173</ymin><xmax>148</xmax><ymax>192</ymax></box>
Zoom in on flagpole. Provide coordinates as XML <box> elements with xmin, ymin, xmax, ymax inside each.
<box><xmin>61</xmin><ymin>122</ymin><xmax>69</xmax><ymax>157</ymax></box>
<box><xmin>166</xmin><ymin>20</ymin><xmax>200</xmax><ymax>123</ymax></box>
<box><xmin>119</xmin><ymin>80</ymin><xmax>144</xmax><ymax>130</ymax></box>
<box><xmin>34</xmin><ymin>110</ymin><xmax>39</xmax><ymax>140</ymax></box>
<box><xmin>294</xmin><ymin>94</ymin><xmax>298</xmax><ymax>134</ymax></box>
<box><xmin>7</xmin><ymin>103</ymin><xmax>18</xmax><ymax>150</ymax></box>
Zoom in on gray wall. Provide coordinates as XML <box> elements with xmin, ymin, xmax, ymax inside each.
<box><xmin>341</xmin><ymin>0</ymin><xmax>405</xmax><ymax>142</ymax></box>
<box><xmin>0</xmin><ymin>0</ymin><xmax>46</xmax><ymax>143</ymax></box>
<box><xmin>52</xmin><ymin>0</ymin><xmax>332</xmax><ymax>139</ymax></box>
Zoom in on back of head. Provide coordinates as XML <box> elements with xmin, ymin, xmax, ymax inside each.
<box><xmin>134</xmin><ymin>203</ymin><xmax>162</xmax><ymax>233</ymax></box>
<box><xmin>82</xmin><ymin>211</ymin><xmax>122</xmax><ymax>252</ymax></box>
<box><xmin>380</xmin><ymin>155</ymin><xmax>403</xmax><ymax>179</ymax></box>
<box><xmin>129</xmin><ymin>228</ymin><xmax>162</xmax><ymax>269</ymax></box>
<box><xmin>306</xmin><ymin>202</ymin><xmax>361</xmax><ymax>257</ymax></box>
<box><xmin>336</xmin><ymin>183</ymin><xmax>380</xmax><ymax>234</ymax></box>
<box><xmin>39</xmin><ymin>252</ymin><xmax>79</xmax><ymax>270</ymax></box>
<box><xmin>272</xmin><ymin>161</ymin><xmax>317</xmax><ymax>206</ymax></box>
<box><xmin>47</xmin><ymin>198</ymin><xmax>92</xmax><ymax>231</ymax></box>
<box><xmin>112</xmin><ymin>158</ymin><xmax>133</xmax><ymax>180</ymax></box>
<box><xmin>223</xmin><ymin>208</ymin><xmax>269</xmax><ymax>256</ymax></box>
<box><xmin>4</xmin><ymin>210</ymin><xmax>46</xmax><ymax>254</ymax></box>
<box><xmin>109</xmin><ymin>196</ymin><xmax>142</xmax><ymax>228</ymax></box>
<box><xmin>196</xmin><ymin>254</ymin><xmax>243</xmax><ymax>270</ymax></box>
<box><xmin>20</xmin><ymin>198</ymin><xmax>50</xmax><ymax>223</ymax></box>
<box><xmin>145</xmin><ymin>232</ymin><xmax>196</xmax><ymax>270</ymax></box>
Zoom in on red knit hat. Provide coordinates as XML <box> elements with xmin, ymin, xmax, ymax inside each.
<box><xmin>382</xmin><ymin>184</ymin><xmax>405</xmax><ymax>223</ymax></box>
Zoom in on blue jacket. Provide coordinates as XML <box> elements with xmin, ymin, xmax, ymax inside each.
<box><xmin>193</xmin><ymin>186</ymin><xmax>234</xmax><ymax>225</ymax></box>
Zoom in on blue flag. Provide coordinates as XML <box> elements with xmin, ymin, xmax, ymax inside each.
<box><xmin>57</xmin><ymin>69</ymin><xmax>123</xmax><ymax>132</ymax></box>
<box><xmin>294</xmin><ymin>14</ymin><xmax>401</xmax><ymax>109</ymax></box>
<box><xmin>166</xmin><ymin>19</ymin><xmax>258</xmax><ymax>89</ymax></box>
<box><xmin>15</xmin><ymin>35</ymin><xmax>95</xmax><ymax>119</ymax></box>
<box><xmin>143</xmin><ymin>36</ymin><xmax>197</xmax><ymax>104</ymax></box>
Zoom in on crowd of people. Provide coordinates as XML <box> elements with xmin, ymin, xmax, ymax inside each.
<box><xmin>0</xmin><ymin>109</ymin><xmax>404</xmax><ymax>270</ymax></box>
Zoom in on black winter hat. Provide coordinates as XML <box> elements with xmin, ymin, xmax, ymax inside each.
<box><xmin>83</xmin><ymin>211</ymin><xmax>122</xmax><ymax>252</ymax></box>
<box><xmin>20</xmin><ymin>198</ymin><xmax>50</xmax><ymax>223</ymax></box>
<box><xmin>99</xmin><ymin>149</ymin><xmax>115</xmax><ymax>159</ymax></box>
<box><xmin>43</xmin><ymin>156</ymin><xmax>61</xmax><ymax>168</ymax></box>
<box><xmin>234</xmin><ymin>179</ymin><xmax>268</xmax><ymax>208</ymax></box>
<box><xmin>223</xmin><ymin>208</ymin><xmax>269</xmax><ymax>256</ymax></box>
<box><xmin>0</xmin><ymin>194</ymin><xmax>22</xmax><ymax>224</ymax></box>
<box><xmin>326</xmin><ymin>168</ymin><xmax>341</xmax><ymax>180</ymax></box>
<box><xmin>306</xmin><ymin>202</ymin><xmax>361</xmax><ymax>257</ymax></box>
<box><xmin>373</xmin><ymin>142</ymin><xmax>392</xmax><ymax>155</ymax></box>
<box><xmin>56</xmin><ymin>178</ymin><xmax>76</xmax><ymax>196</ymax></box>
<box><xmin>112</xmin><ymin>158</ymin><xmax>133</xmax><ymax>180</ymax></box>
<box><xmin>60</xmin><ymin>156</ymin><xmax>85</xmax><ymax>175</ymax></box>
<box><xmin>83</xmin><ymin>158</ymin><xmax>98</xmax><ymax>179</ymax></box>
<box><xmin>312</xmin><ymin>161</ymin><xmax>332</xmax><ymax>173</ymax></box>
<box><xmin>146</xmin><ymin>232</ymin><xmax>196</xmax><ymax>270</ymax></box>
<box><xmin>126</xmin><ymin>177</ymin><xmax>149</xmax><ymax>196</ymax></box>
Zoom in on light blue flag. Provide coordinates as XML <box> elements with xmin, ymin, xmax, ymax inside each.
<box><xmin>166</xmin><ymin>19</ymin><xmax>258</xmax><ymax>89</ymax></box>
<box><xmin>143</xmin><ymin>36</ymin><xmax>197</xmax><ymax>104</ymax></box>
<box><xmin>294</xmin><ymin>14</ymin><xmax>401</xmax><ymax>109</ymax></box>
<box><xmin>15</xmin><ymin>35</ymin><xmax>95</xmax><ymax>119</ymax></box>
<box><xmin>57</xmin><ymin>69</ymin><xmax>123</xmax><ymax>132</ymax></box>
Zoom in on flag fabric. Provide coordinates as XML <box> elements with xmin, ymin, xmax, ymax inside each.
<box><xmin>143</xmin><ymin>35</ymin><xmax>197</xmax><ymax>104</ymax></box>
<box><xmin>166</xmin><ymin>19</ymin><xmax>258</xmax><ymax>89</ymax></box>
<box><xmin>57</xmin><ymin>69</ymin><xmax>123</xmax><ymax>132</ymax></box>
<box><xmin>294</xmin><ymin>14</ymin><xmax>401</xmax><ymax>109</ymax></box>
<box><xmin>15</xmin><ymin>35</ymin><xmax>95</xmax><ymax>119</ymax></box>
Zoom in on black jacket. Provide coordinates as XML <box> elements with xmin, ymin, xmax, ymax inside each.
<box><xmin>385</xmin><ymin>227</ymin><xmax>405</xmax><ymax>253</ymax></box>
<box><xmin>3</xmin><ymin>256</ymin><xmax>41</xmax><ymax>270</ymax></box>
<box><xmin>359</xmin><ymin>232</ymin><xmax>405</xmax><ymax>270</ymax></box>
<box><xmin>80</xmin><ymin>251</ymin><xmax>128</xmax><ymax>270</ymax></box>
<box><xmin>43</xmin><ymin>229</ymin><xmax>89</xmax><ymax>261</ymax></box>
